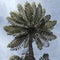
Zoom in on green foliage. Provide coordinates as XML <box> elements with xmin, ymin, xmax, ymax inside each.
<box><xmin>7</xmin><ymin>37</ymin><xmax>24</xmax><ymax>48</ymax></box>
<box><xmin>36</xmin><ymin>38</ymin><xmax>43</xmax><ymax>50</ymax></box>
<box><xmin>4</xmin><ymin>25</ymin><xmax>27</xmax><ymax>35</ymax></box>
<box><xmin>34</xmin><ymin>3</ymin><xmax>42</xmax><ymax>25</ymax></box>
<box><xmin>17</xmin><ymin>4</ymin><xmax>23</xmax><ymax>12</ymax></box>
<box><xmin>7</xmin><ymin>32</ymin><xmax>28</xmax><ymax>48</ymax></box>
<box><xmin>17</xmin><ymin>4</ymin><xmax>28</xmax><ymax>24</ymax></box>
<box><xmin>39</xmin><ymin>53</ymin><xmax>49</xmax><ymax>60</ymax></box>
<box><xmin>23</xmin><ymin>35</ymin><xmax>29</xmax><ymax>48</ymax></box>
<box><xmin>25</xmin><ymin>2</ymin><xmax>33</xmax><ymax>25</ymax></box>
<box><xmin>4</xmin><ymin>2</ymin><xmax>57</xmax><ymax>60</ymax></box>
<box><xmin>42</xmin><ymin>8</ymin><xmax>46</xmax><ymax>17</ymax></box>
<box><xmin>44</xmin><ymin>20</ymin><xmax>57</xmax><ymax>30</ymax></box>
<box><xmin>40</xmin><ymin>31</ymin><xmax>57</xmax><ymax>41</ymax></box>
<box><xmin>4</xmin><ymin>2</ymin><xmax>57</xmax><ymax>50</ymax></box>
<box><xmin>44</xmin><ymin>15</ymin><xmax>51</xmax><ymax>22</ymax></box>
<box><xmin>4</xmin><ymin>25</ymin><xmax>22</xmax><ymax>35</ymax></box>
<box><xmin>24</xmin><ymin>53</ymin><xmax>35</xmax><ymax>60</ymax></box>
<box><xmin>9</xmin><ymin>55</ymin><xmax>22</xmax><ymax>60</ymax></box>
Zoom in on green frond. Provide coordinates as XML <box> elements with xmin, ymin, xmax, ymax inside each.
<box><xmin>41</xmin><ymin>31</ymin><xmax>57</xmax><ymax>41</ymax></box>
<box><xmin>34</xmin><ymin>3</ymin><xmax>42</xmax><ymax>25</ymax></box>
<box><xmin>7</xmin><ymin>16</ymin><xmax>28</xmax><ymax>28</ymax></box>
<box><xmin>7</xmin><ymin>33</ymin><xmax>28</xmax><ymax>48</ymax></box>
<box><xmin>23</xmin><ymin>35</ymin><xmax>29</xmax><ymax>48</ymax></box>
<box><xmin>42</xmin><ymin>8</ymin><xmax>46</xmax><ymax>17</ymax></box>
<box><xmin>7</xmin><ymin>16</ymin><xmax>23</xmax><ymax>25</ymax></box>
<box><xmin>37</xmin><ymin>3</ymin><xmax>42</xmax><ymax>19</ymax></box>
<box><xmin>15</xmin><ymin>31</ymin><xmax>28</xmax><ymax>38</ymax></box>
<box><xmin>17</xmin><ymin>4</ymin><xmax>23</xmax><ymax>12</ymax></box>
<box><xmin>4</xmin><ymin>25</ymin><xmax>27</xmax><ymax>35</ymax></box>
<box><xmin>10</xmin><ymin>11</ymin><xmax>22</xmax><ymax>21</ymax></box>
<box><xmin>7</xmin><ymin>32</ymin><xmax>28</xmax><ymax>48</ymax></box>
<box><xmin>25</xmin><ymin>2</ymin><xmax>33</xmax><ymax>24</ymax></box>
<box><xmin>17</xmin><ymin>4</ymin><xmax>28</xmax><ymax>24</ymax></box>
<box><xmin>44</xmin><ymin>15</ymin><xmax>51</xmax><ymax>22</ymax></box>
<box><xmin>44</xmin><ymin>20</ymin><xmax>57</xmax><ymax>30</ymax></box>
<box><xmin>36</xmin><ymin>38</ymin><xmax>43</xmax><ymax>50</ymax></box>
<box><xmin>41</xmin><ymin>38</ymin><xmax>49</xmax><ymax>47</ymax></box>
<box><xmin>35</xmin><ymin>9</ymin><xmax>46</xmax><ymax>28</ymax></box>
<box><xmin>7</xmin><ymin>17</ymin><xmax>14</xmax><ymax>24</ymax></box>
<box><xmin>32</xmin><ymin>2</ymin><xmax>36</xmax><ymax>25</ymax></box>
<box><xmin>10</xmin><ymin>11</ymin><xmax>27</xmax><ymax>25</ymax></box>
<box><xmin>9</xmin><ymin>55</ymin><xmax>22</xmax><ymax>60</ymax></box>
<box><xmin>38</xmin><ymin>15</ymin><xmax>51</xmax><ymax>26</ymax></box>
<box><xmin>7</xmin><ymin>38</ymin><xmax>23</xmax><ymax>48</ymax></box>
<box><xmin>35</xmin><ymin>33</ymin><xmax>49</xmax><ymax>48</ymax></box>
<box><xmin>32</xmin><ymin>2</ymin><xmax>36</xmax><ymax>8</ymax></box>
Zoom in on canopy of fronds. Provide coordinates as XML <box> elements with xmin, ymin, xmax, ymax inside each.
<box><xmin>4</xmin><ymin>2</ymin><xmax>57</xmax><ymax>51</ymax></box>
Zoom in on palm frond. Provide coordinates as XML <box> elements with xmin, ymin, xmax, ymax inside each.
<box><xmin>41</xmin><ymin>31</ymin><xmax>57</xmax><ymax>41</ymax></box>
<box><xmin>23</xmin><ymin>35</ymin><xmax>29</xmax><ymax>48</ymax></box>
<box><xmin>17</xmin><ymin>4</ymin><xmax>28</xmax><ymax>23</ymax></box>
<box><xmin>44</xmin><ymin>15</ymin><xmax>51</xmax><ymax>22</ymax></box>
<box><xmin>35</xmin><ymin>33</ymin><xmax>49</xmax><ymax>49</ymax></box>
<box><xmin>7</xmin><ymin>16</ymin><xmax>28</xmax><ymax>28</ymax></box>
<box><xmin>25</xmin><ymin>2</ymin><xmax>33</xmax><ymax>25</ymax></box>
<box><xmin>17</xmin><ymin>4</ymin><xmax>23</xmax><ymax>13</ymax></box>
<box><xmin>7</xmin><ymin>33</ymin><xmax>28</xmax><ymax>48</ymax></box>
<box><xmin>10</xmin><ymin>11</ymin><xmax>28</xmax><ymax>26</ymax></box>
<box><xmin>32</xmin><ymin>2</ymin><xmax>36</xmax><ymax>25</ymax></box>
<box><xmin>36</xmin><ymin>38</ymin><xmax>43</xmax><ymax>50</ymax></box>
<box><xmin>7</xmin><ymin>16</ymin><xmax>20</xmax><ymax>25</ymax></box>
<box><xmin>39</xmin><ymin>15</ymin><xmax>51</xmax><ymax>25</ymax></box>
<box><xmin>7</xmin><ymin>38</ymin><xmax>24</xmax><ymax>48</ymax></box>
<box><xmin>35</xmin><ymin>33</ymin><xmax>43</xmax><ymax>50</ymax></box>
<box><xmin>40</xmin><ymin>38</ymin><xmax>49</xmax><ymax>47</ymax></box>
<box><xmin>35</xmin><ymin>12</ymin><xmax>47</xmax><ymax>28</ymax></box>
<box><xmin>34</xmin><ymin>3</ymin><xmax>42</xmax><ymax>25</ymax></box>
<box><xmin>42</xmin><ymin>8</ymin><xmax>46</xmax><ymax>17</ymax></box>
<box><xmin>4</xmin><ymin>25</ymin><xmax>27</xmax><ymax>35</ymax></box>
<box><xmin>44</xmin><ymin>20</ymin><xmax>57</xmax><ymax>30</ymax></box>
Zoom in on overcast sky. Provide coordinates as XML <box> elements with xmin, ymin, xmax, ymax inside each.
<box><xmin>0</xmin><ymin>0</ymin><xmax>60</xmax><ymax>60</ymax></box>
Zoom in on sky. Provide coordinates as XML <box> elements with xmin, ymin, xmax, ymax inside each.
<box><xmin>0</xmin><ymin>0</ymin><xmax>60</xmax><ymax>60</ymax></box>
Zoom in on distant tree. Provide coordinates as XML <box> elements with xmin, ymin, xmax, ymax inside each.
<box><xmin>4</xmin><ymin>2</ymin><xmax>57</xmax><ymax>60</ymax></box>
<box><xmin>39</xmin><ymin>53</ymin><xmax>50</xmax><ymax>60</ymax></box>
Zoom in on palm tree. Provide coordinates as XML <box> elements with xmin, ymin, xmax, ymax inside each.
<box><xmin>4</xmin><ymin>2</ymin><xmax>57</xmax><ymax>60</ymax></box>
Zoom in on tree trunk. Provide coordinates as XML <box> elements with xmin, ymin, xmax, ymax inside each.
<box><xmin>24</xmin><ymin>34</ymin><xmax>35</xmax><ymax>60</ymax></box>
<box><xmin>29</xmin><ymin>34</ymin><xmax>35</xmax><ymax>60</ymax></box>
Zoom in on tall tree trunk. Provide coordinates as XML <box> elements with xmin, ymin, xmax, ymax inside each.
<box><xmin>29</xmin><ymin>34</ymin><xmax>35</xmax><ymax>60</ymax></box>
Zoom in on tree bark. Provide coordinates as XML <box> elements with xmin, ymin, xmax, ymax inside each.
<box><xmin>29</xmin><ymin>34</ymin><xmax>35</xmax><ymax>60</ymax></box>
